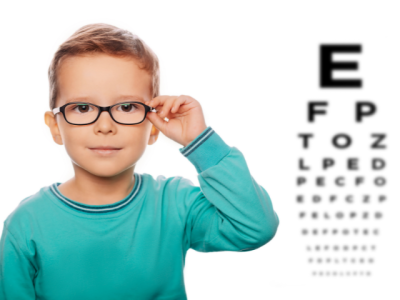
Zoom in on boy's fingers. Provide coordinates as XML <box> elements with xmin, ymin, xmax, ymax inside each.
<box><xmin>172</xmin><ymin>96</ymin><xmax>187</xmax><ymax>113</ymax></box>
<box><xmin>148</xmin><ymin>95</ymin><xmax>170</xmax><ymax>108</ymax></box>
<box><xmin>172</xmin><ymin>98</ymin><xmax>183</xmax><ymax>113</ymax></box>
<box><xmin>146</xmin><ymin>108</ymin><xmax>167</xmax><ymax>133</ymax></box>
<box><xmin>160</xmin><ymin>97</ymin><xmax>178</xmax><ymax>117</ymax></box>
<box><xmin>146</xmin><ymin>101</ymin><xmax>160</xmax><ymax>112</ymax></box>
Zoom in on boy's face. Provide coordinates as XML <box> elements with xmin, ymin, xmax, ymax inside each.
<box><xmin>44</xmin><ymin>53</ymin><xmax>159</xmax><ymax>177</ymax></box>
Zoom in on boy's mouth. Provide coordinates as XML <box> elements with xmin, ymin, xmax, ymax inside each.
<box><xmin>90</xmin><ymin>146</ymin><xmax>122</xmax><ymax>150</ymax></box>
<box><xmin>89</xmin><ymin>147</ymin><xmax>122</xmax><ymax>156</ymax></box>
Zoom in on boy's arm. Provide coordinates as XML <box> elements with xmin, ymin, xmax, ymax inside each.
<box><xmin>0</xmin><ymin>224</ymin><xmax>36</xmax><ymax>299</ymax></box>
<box><xmin>178</xmin><ymin>126</ymin><xmax>280</xmax><ymax>252</ymax></box>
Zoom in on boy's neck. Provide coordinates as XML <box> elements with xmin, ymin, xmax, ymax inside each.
<box><xmin>57</xmin><ymin>174</ymin><xmax>136</xmax><ymax>206</ymax></box>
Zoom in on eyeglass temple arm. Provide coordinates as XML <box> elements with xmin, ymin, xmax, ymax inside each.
<box><xmin>149</xmin><ymin>107</ymin><xmax>158</xmax><ymax>113</ymax></box>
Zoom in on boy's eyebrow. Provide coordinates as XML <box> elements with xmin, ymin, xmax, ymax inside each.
<box><xmin>118</xmin><ymin>95</ymin><xmax>145</xmax><ymax>103</ymax></box>
<box><xmin>65</xmin><ymin>95</ymin><xmax>146</xmax><ymax>104</ymax></box>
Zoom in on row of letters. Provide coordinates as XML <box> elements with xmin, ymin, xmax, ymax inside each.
<box><xmin>297</xmin><ymin>176</ymin><xmax>386</xmax><ymax>186</ymax></box>
<box><xmin>301</xmin><ymin>228</ymin><xmax>379</xmax><ymax>235</ymax></box>
<box><xmin>298</xmin><ymin>158</ymin><xmax>385</xmax><ymax>170</ymax></box>
<box><xmin>299</xmin><ymin>211</ymin><xmax>382</xmax><ymax>219</ymax></box>
<box><xmin>311</xmin><ymin>271</ymin><xmax>371</xmax><ymax>276</ymax></box>
<box><xmin>308</xmin><ymin>257</ymin><xmax>374</xmax><ymax>264</ymax></box>
<box><xmin>306</xmin><ymin>245</ymin><xmax>376</xmax><ymax>251</ymax></box>
<box><xmin>298</xmin><ymin>133</ymin><xmax>386</xmax><ymax>148</ymax></box>
<box><xmin>296</xmin><ymin>195</ymin><xmax>386</xmax><ymax>203</ymax></box>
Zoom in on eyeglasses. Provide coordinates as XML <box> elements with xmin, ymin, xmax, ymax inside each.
<box><xmin>52</xmin><ymin>101</ymin><xmax>158</xmax><ymax>125</ymax></box>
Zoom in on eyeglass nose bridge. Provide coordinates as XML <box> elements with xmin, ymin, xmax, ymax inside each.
<box><xmin>92</xmin><ymin>106</ymin><xmax>113</xmax><ymax>121</ymax></box>
<box><xmin>99</xmin><ymin>106</ymin><xmax>112</xmax><ymax>114</ymax></box>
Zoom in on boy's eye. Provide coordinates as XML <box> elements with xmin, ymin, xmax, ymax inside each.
<box><xmin>71</xmin><ymin>103</ymin><xmax>93</xmax><ymax>113</ymax></box>
<box><xmin>117</xmin><ymin>103</ymin><xmax>140</xmax><ymax>113</ymax></box>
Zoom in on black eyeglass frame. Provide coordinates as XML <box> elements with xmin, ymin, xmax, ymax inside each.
<box><xmin>52</xmin><ymin>101</ymin><xmax>158</xmax><ymax>125</ymax></box>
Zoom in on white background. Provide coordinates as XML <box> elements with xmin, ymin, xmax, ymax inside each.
<box><xmin>0</xmin><ymin>1</ymin><xmax>399</xmax><ymax>299</ymax></box>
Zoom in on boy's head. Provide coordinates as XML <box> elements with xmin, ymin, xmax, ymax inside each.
<box><xmin>44</xmin><ymin>23</ymin><xmax>160</xmax><ymax>178</ymax></box>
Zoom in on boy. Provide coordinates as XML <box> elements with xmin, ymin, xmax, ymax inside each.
<box><xmin>0</xmin><ymin>23</ymin><xmax>279</xmax><ymax>299</ymax></box>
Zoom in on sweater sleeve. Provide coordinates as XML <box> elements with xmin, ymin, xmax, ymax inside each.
<box><xmin>178</xmin><ymin>126</ymin><xmax>280</xmax><ymax>252</ymax></box>
<box><xmin>0</xmin><ymin>224</ymin><xmax>36</xmax><ymax>299</ymax></box>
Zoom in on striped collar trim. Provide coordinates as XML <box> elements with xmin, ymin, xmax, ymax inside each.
<box><xmin>49</xmin><ymin>173</ymin><xmax>142</xmax><ymax>214</ymax></box>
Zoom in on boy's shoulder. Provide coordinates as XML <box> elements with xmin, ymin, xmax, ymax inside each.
<box><xmin>143</xmin><ymin>172</ymin><xmax>197</xmax><ymax>189</ymax></box>
<box><xmin>146</xmin><ymin>172</ymin><xmax>202</xmax><ymax>208</ymax></box>
<box><xmin>3</xmin><ymin>185</ymin><xmax>49</xmax><ymax>235</ymax></box>
<box><xmin>142</xmin><ymin>172</ymin><xmax>200</xmax><ymax>201</ymax></box>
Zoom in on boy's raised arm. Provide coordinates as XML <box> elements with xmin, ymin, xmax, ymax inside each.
<box><xmin>0</xmin><ymin>224</ymin><xmax>36</xmax><ymax>299</ymax></box>
<box><xmin>177</xmin><ymin>126</ymin><xmax>280</xmax><ymax>252</ymax></box>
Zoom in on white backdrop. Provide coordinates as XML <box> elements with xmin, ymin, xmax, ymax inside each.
<box><xmin>1</xmin><ymin>1</ymin><xmax>399</xmax><ymax>299</ymax></box>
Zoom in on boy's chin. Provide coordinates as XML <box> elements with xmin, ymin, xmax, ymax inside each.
<box><xmin>73</xmin><ymin>160</ymin><xmax>133</xmax><ymax>178</ymax></box>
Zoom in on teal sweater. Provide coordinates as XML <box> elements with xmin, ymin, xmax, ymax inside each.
<box><xmin>0</xmin><ymin>126</ymin><xmax>279</xmax><ymax>300</ymax></box>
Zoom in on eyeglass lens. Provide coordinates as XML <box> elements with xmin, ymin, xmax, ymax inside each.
<box><xmin>64</xmin><ymin>102</ymin><xmax>146</xmax><ymax>124</ymax></box>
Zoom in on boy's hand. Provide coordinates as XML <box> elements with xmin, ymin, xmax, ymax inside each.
<box><xmin>144</xmin><ymin>95</ymin><xmax>207</xmax><ymax>148</ymax></box>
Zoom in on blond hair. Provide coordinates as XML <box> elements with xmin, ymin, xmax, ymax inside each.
<box><xmin>48</xmin><ymin>23</ymin><xmax>160</xmax><ymax>109</ymax></box>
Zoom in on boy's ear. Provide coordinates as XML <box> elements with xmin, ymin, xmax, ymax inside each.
<box><xmin>148</xmin><ymin>125</ymin><xmax>159</xmax><ymax>145</ymax></box>
<box><xmin>44</xmin><ymin>111</ymin><xmax>63</xmax><ymax>146</ymax></box>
